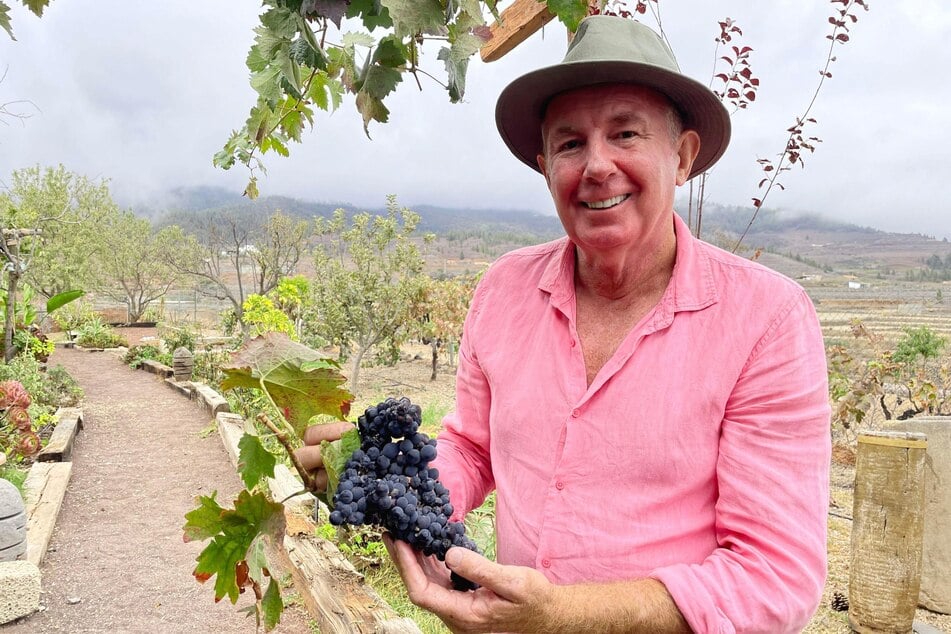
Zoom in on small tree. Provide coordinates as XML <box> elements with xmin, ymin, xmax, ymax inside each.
<box><xmin>307</xmin><ymin>196</ymin><xmax>430</xmax><ymax>393</ymax></box>
<box><xmin>413</xmin><ymin>274</ymin><xmax>477</xmax><ymax>380</ymax></box>
<box><xmin>94</xmin><ymin>211</ymin><xmax>181</xmax><ymax>323</ymax></box>
<box><xmin>893</xmin><ymin>326</ymin><xmax>947</xmax><ymax>366</ymax></box>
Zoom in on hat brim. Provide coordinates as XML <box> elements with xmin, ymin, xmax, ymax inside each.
<box><xmin>495</xmin><ymin>60</ymin><xmax>732</xmax><ymax>180</ymax></box>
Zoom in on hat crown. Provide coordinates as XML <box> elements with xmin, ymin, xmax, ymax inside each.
<box><xmin>564</xmin><ymin>16</ymin><xmax>681</xmax><ymax>74</ymax></box>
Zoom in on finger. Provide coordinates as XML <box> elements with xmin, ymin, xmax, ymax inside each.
<box><xmin>293</xmin><ymin>444</ymin><xmax>323</xmax><ymax>472</ymax></box>
<box><xmin>384</xmin><ymin>536</ymin><xmax>449</xmax><ymax>606</ymax></box>
<box><xmin>444</xmin><ymin>547</ymin><xmax>536</xmax><ymax>603</ymax></box>
<box><xmin>302</xmin><ymin>421</ymin><xmax>354</xmax><ymax>446</ymax></box>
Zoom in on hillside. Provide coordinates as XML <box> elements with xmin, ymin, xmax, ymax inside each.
<box><xmin>146</xmin><ymin>186</ymin><xmax>951</xmax><ymax>279</ymax></box>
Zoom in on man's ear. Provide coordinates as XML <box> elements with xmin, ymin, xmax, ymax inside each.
<box><xmin>675</xmin><ymin>130</ymin><xmax>701</xmax><ymax>186</ymax></box>
<box><xmin>537</xmin><ymin>153</ymin><xmax>550</xmax><ymax>186</ymax></box>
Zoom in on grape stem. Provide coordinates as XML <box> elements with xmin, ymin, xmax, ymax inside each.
<box><xmin>256</xmin><ymin>412</ymin><xmax>319</xmax><ymax>494</ymax></box>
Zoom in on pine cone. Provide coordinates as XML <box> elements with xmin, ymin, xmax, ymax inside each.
<box><xmin>831</xmin><ymin>591</ymin><xmax>849</xmax><ymax>612</ymax></box>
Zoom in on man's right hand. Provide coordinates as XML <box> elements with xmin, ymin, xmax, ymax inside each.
<box><xmin>293</xmin><ymin>421</ymin><xmax>354</xmax><ymax>493</ymax></box>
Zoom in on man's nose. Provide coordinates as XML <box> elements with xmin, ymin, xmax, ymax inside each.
<box><xmin>582</xmin><ymin>138</ymin><xmax>615</xmax><ymax>182</ymax></box>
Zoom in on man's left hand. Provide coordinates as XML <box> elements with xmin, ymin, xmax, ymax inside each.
<box><xmin>383</xmin><ymin>535</ymin><xmax>556</xmax><ymax>634</ymax></box>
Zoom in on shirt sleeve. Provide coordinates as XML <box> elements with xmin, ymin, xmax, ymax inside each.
<box><xmin>650</xmin><ymin>290</ymin><xmax>831</xmax><ymax>634</ymax></box>
<box><xmin>431</xmin><ymin>277</ymin><xmax>496</xmax><ymax>520</ymax></box>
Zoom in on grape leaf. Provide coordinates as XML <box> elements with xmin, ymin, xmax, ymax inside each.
<box><xmin>23</xmin><ymin>0</ymin><xmax>48</xmax><ymax>18</ymax></box>
<box><xmin>183</xmin><ymin>491</ymin><xmax>226</xmax><ymax>543</ymax></box>
<box><xmin>346</xmin><ymin>0</ymin><xmax>393</xmax><ymax>30</ymax></box>
<box><xmin>220</xmin><ymin>333</ymin><xmax>353</xmax><ymax>438</ymax></box>
<box><xmin>381</xmin><ymin>0</ymin><xmax>445</xmax><ymax>38</ymax></box>
<box><xmin>305</xmin><ymin>0</ymin><xmax>348</xmax><ymax>27</ymax></box>
<box><xmin>546</xmin><ymin>0</ymin><xmax>588</xmax><ymax>31</ymax></box>
<box><xmin>262</xmin><ymin>577</ymin><xmax>284</xmax><ymax>631</ymax></box>
<box><xmin>355</xmin><ymin>91</ymin><xmax>390</xmax><ymax>134</ymax></box>
<box><xmin>362</xmin><ymin>63</ymin><xmax>401</xmax><ymax>101</ymax></box>
<box><xmin>0</xmin><ymin>3</ymin><xmax>15</xmax><ymax>40</ymax></box>
<box><xmin>439</xmin><ymin>29</ymin><xmax>482</xmax><ymax>102</ymax></box>
<box><xmin>188</xmin><ymin>489</ymin><xmax>286</xmax><ymax>604</ymax></box>
<box><xmin>320</xmin><ymin>427</ymin><xmax>361</xmax><ymax>502</ymax></box>
<box><xmin>237</xmin><ymin>433</ymin><xmax>277</xmax><ymax>489</ymax></box>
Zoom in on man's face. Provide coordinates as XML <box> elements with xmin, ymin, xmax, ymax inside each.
<box><xmin>536</xmin><ymin>84</ymin><xmax>699</xmax><ymax>258</ymax></box>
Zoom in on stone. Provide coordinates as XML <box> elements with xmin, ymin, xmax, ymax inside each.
<box><xmin>886</xmin><ymin>416</ymin><xmax>951</xmax><ymax>614</ymax></box>
<box><xmin>0</xmin><ymin>560</ymin><xmax>41</xmax><ymax>624</ymax></box>
<box><xmin>0</xmin><ymin>479</ymin><xmax>27</xmax><ymax>563</ymax></box>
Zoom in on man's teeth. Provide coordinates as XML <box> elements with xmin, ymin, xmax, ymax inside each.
<box><xmin>583</xmin><ymin>194</ymin><xmax>629</xmax><ymax>209</ymax></box>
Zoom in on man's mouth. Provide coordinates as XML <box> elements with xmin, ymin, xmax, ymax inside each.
<box><xmin>582</xmin><ymin>194</ymin><xmax>629</xmax><ymax>209</ymax></box>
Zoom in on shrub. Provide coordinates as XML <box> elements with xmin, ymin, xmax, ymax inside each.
<box><xmin>123</xmin><ymin>344</ymin><xmax>164</xmax><ymax>369</ymax></box>
<box><xmin>75</xmin><ymin>317</ymin><xmax>128</xmax><ymax>349</ymax></box>
<box><xmin>161</xmin><ymin>325</ymin><xmax>197</xmax><ymax>354</ymax></box>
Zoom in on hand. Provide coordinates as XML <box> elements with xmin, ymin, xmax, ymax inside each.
<box><xmin>293</xmin><ymin>421</ymin><xmax>353</xmax><ymax>493</ymax></box>
<box><xmin>383</xmin><ymin>535</ymin><xmax>557</xmax><ymax>634</ymax></box>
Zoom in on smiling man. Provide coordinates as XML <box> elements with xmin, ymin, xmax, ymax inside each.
<box><xmin>303</xmin><ymin>15</ymin><xmax>832</xmax><ymax>634</ymax></box>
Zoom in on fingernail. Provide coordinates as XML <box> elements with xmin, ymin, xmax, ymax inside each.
<box><xmin>445</xmin><ymin>547</ymin><xmax>461</xmax><ymax>568</ymax></box>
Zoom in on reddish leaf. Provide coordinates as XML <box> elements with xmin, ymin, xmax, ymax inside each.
<box><xmin>745</xmin><ymin>91</ymin><xmax>756</xmax><ymax>101</ymax></box>
<box><xmin>752</xmin><ymin>198</ymin><xmax>762</xmax><ymax>208</ymax></box>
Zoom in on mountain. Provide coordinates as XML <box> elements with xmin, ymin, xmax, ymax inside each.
<box><xmin>144</xmin><ymin>186</ymin><xmax>951</xmax><ymax>276</ymax></box>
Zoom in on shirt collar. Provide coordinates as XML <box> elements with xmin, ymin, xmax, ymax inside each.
<box><xmin>537</xmin><ymin>212</ymin><xmax>719</xmax><ymax>318</ymax></box>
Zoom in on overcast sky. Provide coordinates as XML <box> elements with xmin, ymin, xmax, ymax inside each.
<box><xmin>1</xmin><ymin>1</ymin><xmax>948</xmax><ymax>239</ymax></box>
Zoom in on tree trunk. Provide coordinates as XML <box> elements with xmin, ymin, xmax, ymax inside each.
<box><xmin>430</xmin><ymin>339</ymin><xmax>439</xmax><ymax>381</ymax></box>
<box><xmin>4</xmin><ymin>273</ymin><xmax>19</xmax><ymax>363</ymax></box>
<box><xmin>349</xmin><ymin>345</ymin><xmax>369</xmax><ymax>396</ymax></box>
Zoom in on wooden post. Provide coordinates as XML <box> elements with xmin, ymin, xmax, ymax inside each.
<box><xmin>480</xmin><ymin>0</ymin><xmax>556</xmax><ymax>62</ymax></box>
<box><xmin>849</xmin><ymin>430</ymin><xmax>928</xmax><ymax>634</ymax></box>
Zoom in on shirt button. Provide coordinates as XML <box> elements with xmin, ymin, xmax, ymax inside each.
<box><xmin>570</xmin><ymin>339</ymin><xmax>576</xmax><ymax>347</ymax></box>
<box><xmin>555</xmin><ymin>480</ymin><xmax>564</xmax><ymax>490</ymax></box>
<box><xmin>541</xmin><ymin>559</ymin><xmax>551</xmax><ymax>568</ymax></box>
<box><xmin>571</xmin><ymin>409</ymin><xmax>580</xmax><ymax>418</ymax></box>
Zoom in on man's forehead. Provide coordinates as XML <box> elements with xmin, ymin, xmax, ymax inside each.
<box><xmin>542</xmin><ymin>83</ymin><xmax>673</xmax><ymax>123</ymax></box>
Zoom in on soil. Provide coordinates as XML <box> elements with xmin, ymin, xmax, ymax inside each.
<box><xmin>0</xmin><ymin>341</ymin><xmax>315</xmax><ymax>633</ymax></box>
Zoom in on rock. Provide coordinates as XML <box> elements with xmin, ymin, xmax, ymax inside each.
<box><xmin>0</xmin><ymin>560</ymin><xmax>41</xmax><ymax>624</ymax></box>
<box><xmin>886</xmin><ymin>416</ymin><xmax>951</xmax><ymax>614</ymax></box>
<box><xmin>0</xmin><ymin>479</ymin><xmax>27</xmax><ymax>563</ymax></box>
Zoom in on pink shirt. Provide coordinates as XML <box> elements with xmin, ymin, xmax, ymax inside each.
<box><xmin>435</xmin><ymin>213</ymin><xmax>831</xmax><ymax>634</ymax></box>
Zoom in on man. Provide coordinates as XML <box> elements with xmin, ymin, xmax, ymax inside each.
<box><xmin>302</xmin><ymin>15</ymin><xmax>831</xmax><ymax>633</ymax></box>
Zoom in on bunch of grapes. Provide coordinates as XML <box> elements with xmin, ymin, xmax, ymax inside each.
<box><xmin>329</xmin><ymin>397</ymin><xmax>480</xmax><ymax>590</ymax></box>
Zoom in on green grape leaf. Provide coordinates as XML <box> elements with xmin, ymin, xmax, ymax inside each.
<box><xmin>0</xmin><ymin>2</ymin><xmax>14</xmax><ymax>40</ymax></box>
<box><xmin>373</xmin><ymin>35</ymin><xmax>409</xmax><ymax>68</ymax></box>
<box><xmin>220</xmin><ymin>332</ymin><xmax>353</xmax><ymax>438</ymax></box>
<box><xmin>188</xmin><ymin>490</ymin><xmax>286</xmax><ymax>604</ymax></box>
<box><xmin>355</xmin><ymin>91</ymin><xmax>390</xmax><ymax>134</ymax></box>
<box><xmin>262</xmin><ymin>577</ymin><xmax>284</xmax><ymax>631</ymax></box>
<box><xmin>546</xmin><ymin>0</ymin><xmax>588</xmax><ymax>31</ymax></box>
<box><xmin>253</xmin><ymin>24</ymin><xmax>286</xmax><ymax>60</ymax></box>
<box><xmin>246</xmin><ymin>537</ymin><xmax>269</xmax><ymax>582</ymax></box>
<box><xmin>261</xmin><ymin>6</ymin><xmax>299</xmax><ymax>38</ymax></box>
<box><xmin>247</xmin><ymin>45</ymin><xmax>269</xmax><ymax>73</ymax></box>
<box><xmin>362</xmin><ymin>63</ymin><xmax>401</xmax><ymax>101</ymax></box>
<box><xmin>251</xmin><ymin>65</ymin><xmax>283</xmax><ymax>102</ymax></box>
<box><xmin>308</xmin><ymin>72</ymin><xmax>343</xmax><ymax>111</ymax></box>
<box><xmin>320</xmin><ymin>427</ymin><xmax>361</xmax><ymax>502</ymax></box>
<box><xmin>439</xmin><ymin>28</ymin><xmax>482</xmax><ymax>102</ymax></box>
<box><xmin>237</xmin><ymin>433</ymin><xmax>277</xmax><ymax>489</ymax></box>
<box><xmin>346</xmin><ymin>0</ymin><xmax>393</xmax><ymax>30</ymax></box>
<box><xmin>381</xmin><ymin>0</ymin><xmax>445</xmax><ymax>38</ymax></box>
<box><xmin>183</xmin><ymin>492</ymin><xmax>225</xmax><ymax>543</ymax></box>
<box><xmin>23</xmin><ymin>0</ymin><xmax>48</xmax><ymax>18</ymax></box>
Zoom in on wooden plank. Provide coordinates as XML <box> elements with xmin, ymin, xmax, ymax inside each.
<box><xmin>36</xmin><ymin>415</ymin><xmax>82</xmax><ymax>462</ymax></box>
<box><xmin>278</xmin><ymin>529</ymin><xmax>421</xmax><ymax>633</ymax></box>
<box><xmin>480</xmin><ymin>0</ymin><xmax>556</xmax><ymax>62</ymax></box>
<box><xmin>23</xmin><ymin>461</ymin><xmax>72</xmax><ymax>566</ymax></box>
<box><xmin>216</xmin><ymin>413</ymin><xmax>245</xmax><ymax>471</ymax></box>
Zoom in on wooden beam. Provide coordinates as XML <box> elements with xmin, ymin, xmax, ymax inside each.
<box><xmin>480</xmin><ymin>0</ymin><xmax>556</xmax><ymax>63</ymax></box>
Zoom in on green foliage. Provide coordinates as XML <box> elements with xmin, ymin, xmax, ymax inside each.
<box><xmin>75</xmin><ymin>316</ymin><xmax>127</xmax><ymax>349</ymax></box>
<box><xmin>161</xmin><ymin>325</ymin><xmax>197</xmax><ymax>354</ymax></box>
<box><xmin>0</xmin><ymin>354</ymin><xmax>82</xmax><ymax>412</ymax></box>
<box><xmin>187</xmin><ymin>333</ymin><xmax>356</xmax><ymax>630</ymax></box>
<box><xmin>242</xmin><ymin>294</ymin><xmax>297</xmax><ymax>339</ymax></box>
<box><xmin>306</xmin><ymin>196</ymin><xmax>429</xmax><ymax>392</ymax></box>
<box><xmin>220</xmin><ymin>332</ymin><xmax>353</xmax><ymax>438</ymax></box>
<box><xmin>184</xmin><ymin>489</ymin><xmax>285</xmax><ymax>625</ymax></box>
<box><xmin>893</xmin><ymin>326</ymin><xmax>947</xmax><ymax>365</ymax></box>
<box><xmin>122</xmin><ymin>344</ymin><xmax>163</xmax><ymax>369</ymax></box>
<box><xmin>212</xmin><ymin>0</ymin><xmax>586</xmax><ymax>197</ymax></box>
<box><xmin>51</xmin><ymin>299</ymin><xmax>96</xmax><ymax>339</ymax></box>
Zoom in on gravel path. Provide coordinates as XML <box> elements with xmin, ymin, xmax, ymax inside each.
<box><xmin>1</xmin><ymin>347</ymin><xmax>312</xmax><ymax>633</ymax></box>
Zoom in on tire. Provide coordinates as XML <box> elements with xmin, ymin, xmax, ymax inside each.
<box><xmin>0</xmin><ymin>479</ymin><xmax>27</xmax><ymax>562</ymax></box>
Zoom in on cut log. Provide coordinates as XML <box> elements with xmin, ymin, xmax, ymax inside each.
<box><xmin>278</xmin><ymin>529</ymin><xmax>421</xmax><ymax>633</ymax></box>
<box><xmin>22</xmin><ymin>461</ymin><xmax>72</xmax><ymax>566</ymax></box>
<box><xmin>36</xmin><ymin>407</ymin><xmax>84</xmax><ymax>462</ymax></box>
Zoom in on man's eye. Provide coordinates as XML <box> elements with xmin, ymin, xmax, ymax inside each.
<box><xmin>559</xmin><ymin>139</ymin><xmax>581</xmax><ymax>151</ymax></box>
<box><xmin>619</xmin><ymin>130</ymin><xmax>639</xmax><ymax>139</ymax></box>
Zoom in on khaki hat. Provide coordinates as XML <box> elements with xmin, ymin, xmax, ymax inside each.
<box><xmin>495</xmin><ymin>15</ymin><xmax>731</xmax><ymax>179</ymax></box>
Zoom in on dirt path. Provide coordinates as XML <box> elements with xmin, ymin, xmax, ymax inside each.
<box><xmin>1</xmin><ymin>347</ymin><xmax>312</xmax><ymax>634</ymax></box>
